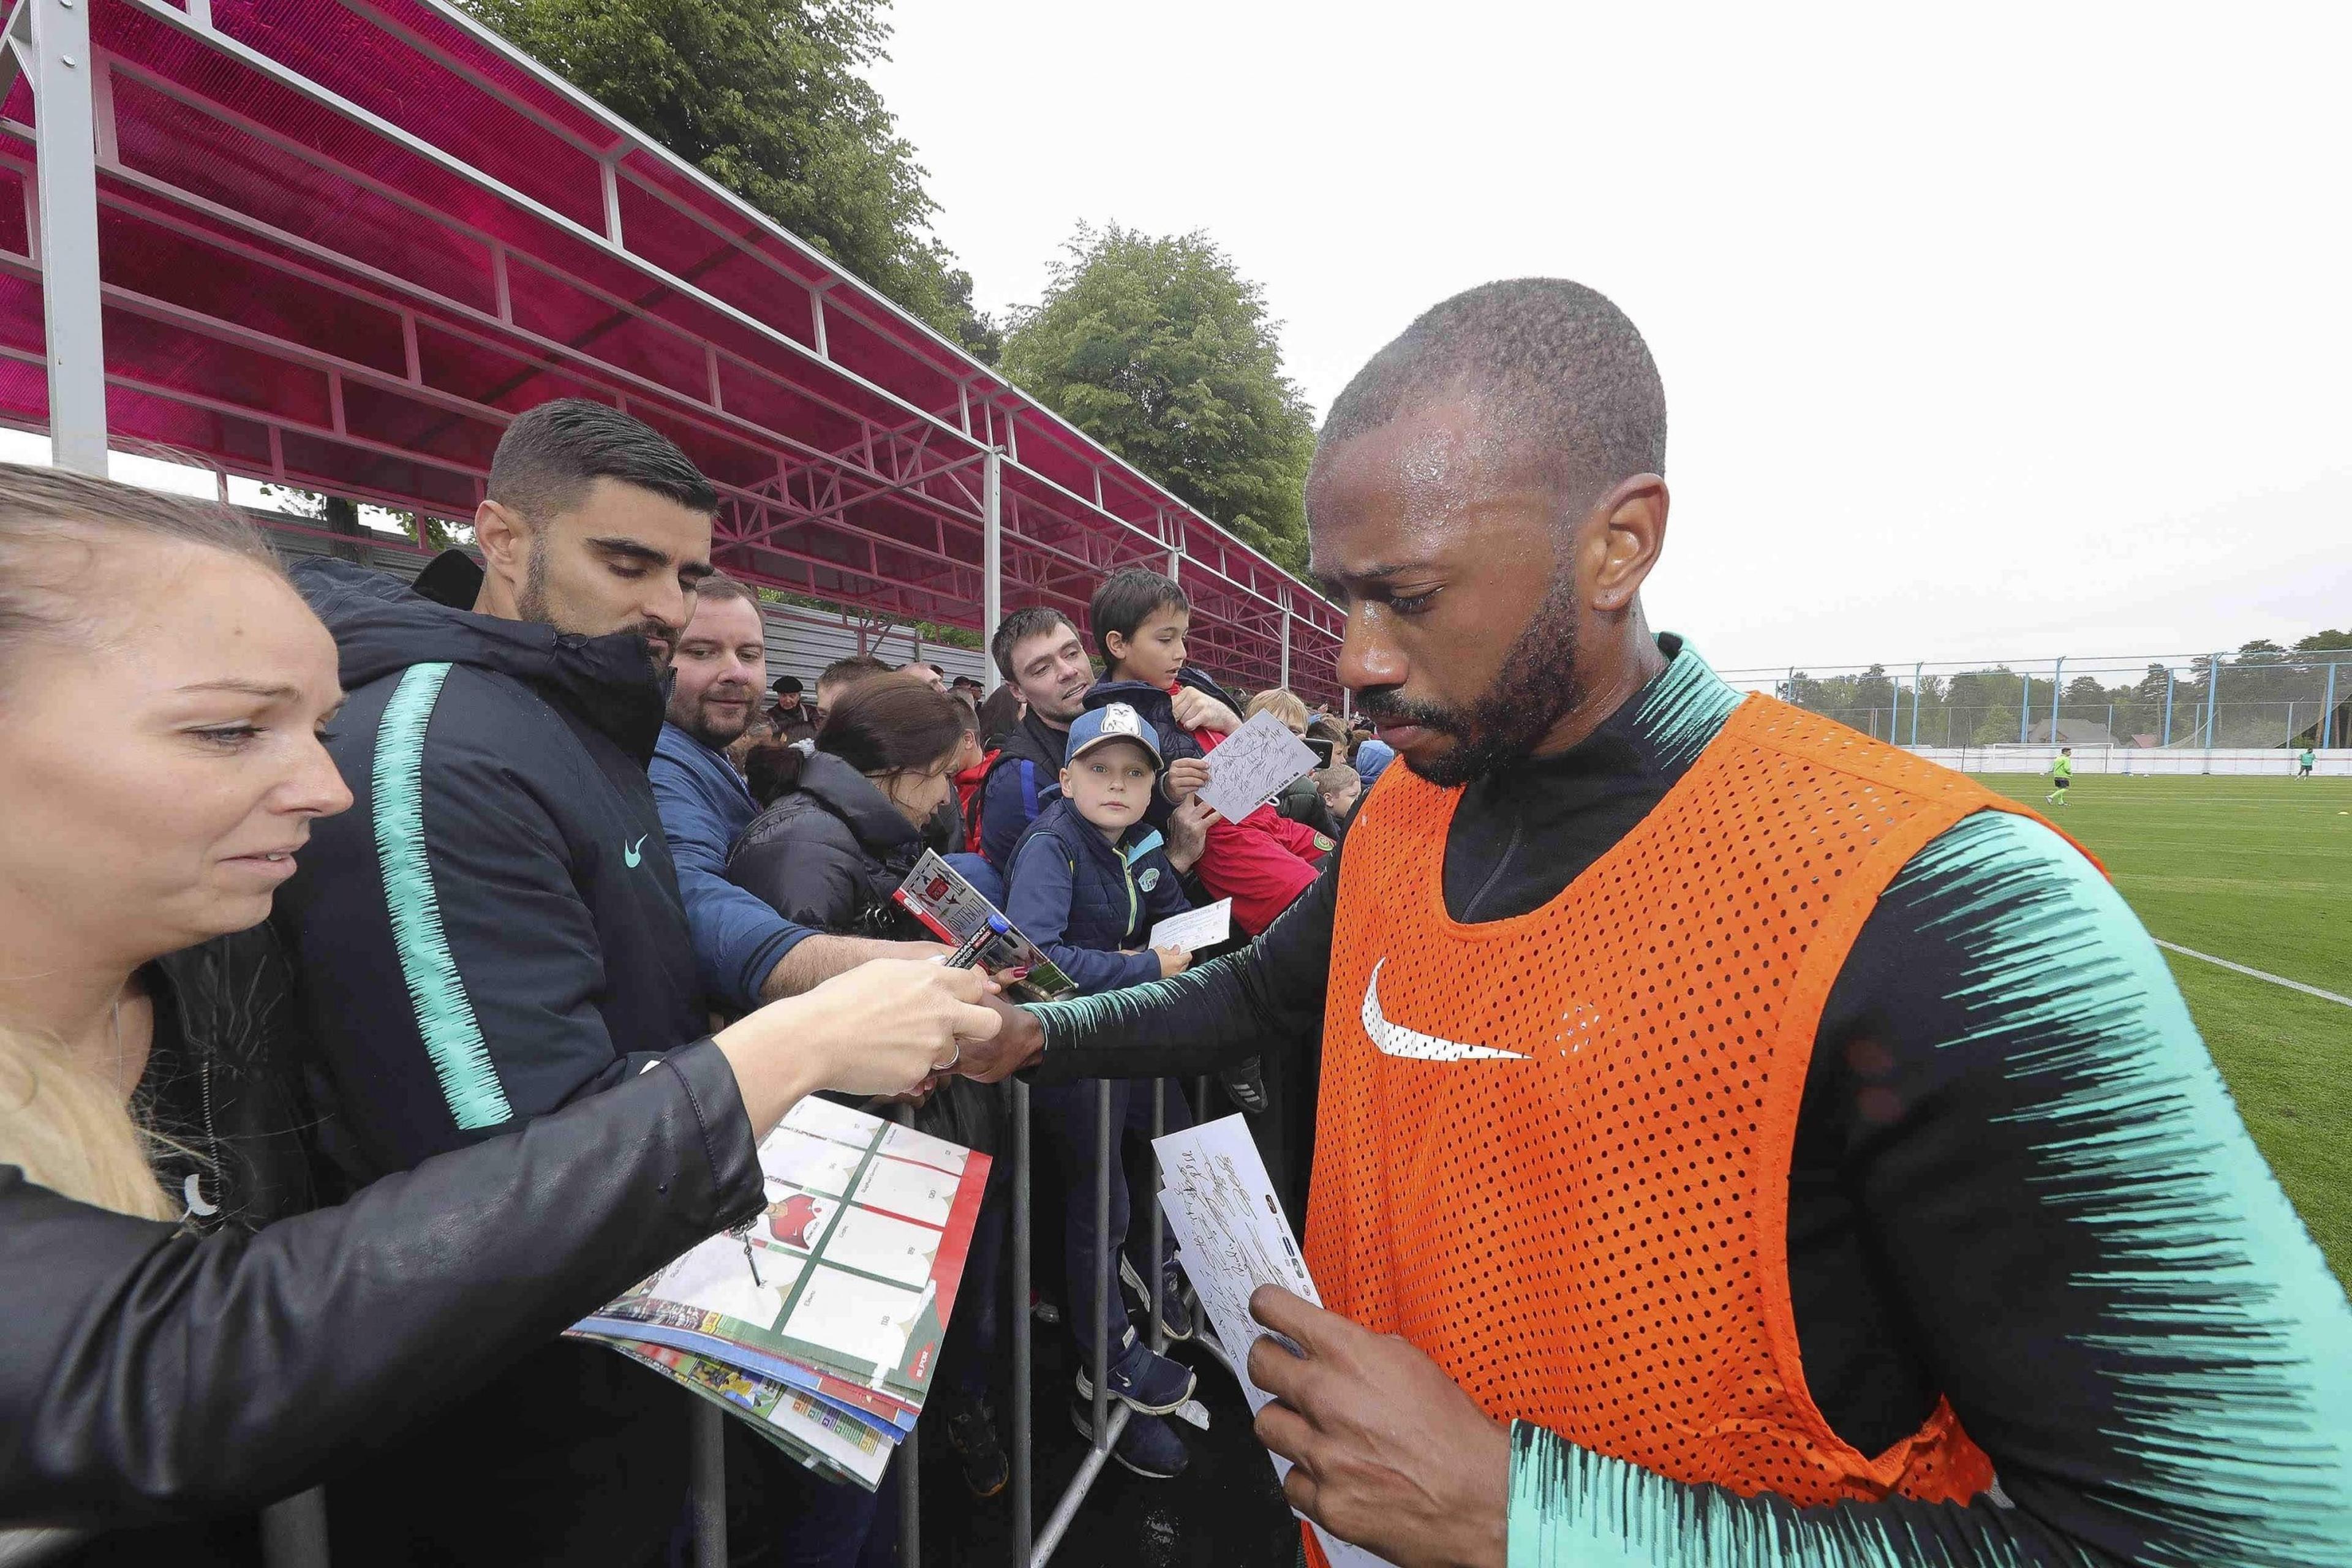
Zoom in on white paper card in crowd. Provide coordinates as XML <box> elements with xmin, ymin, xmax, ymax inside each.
<box><xmin>1148</xmin><ymin>897</ymin><xmax>1232</xmax><ymax>953</ymax></box>
<box><xmin>1153</xmin><ymin>1115</ymin><xmax>1398</xmax><ymax>1568</ymax></box>
<box><xmin>1194</xmin><ymin>711</ymin><xmax>1321</xmax><ymax>823</ymax></box>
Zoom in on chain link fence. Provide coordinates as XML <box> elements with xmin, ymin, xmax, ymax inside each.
<box><xmin>1719</xmin><ymin>650</ymin><xmax>2351</xmax><ymax>753</ymax></box>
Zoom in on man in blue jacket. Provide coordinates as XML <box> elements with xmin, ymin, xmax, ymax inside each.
<box><xmin>652</xmin><ymin>573</ymin><xmax>942</xmax><ymax>1016</ymax></box>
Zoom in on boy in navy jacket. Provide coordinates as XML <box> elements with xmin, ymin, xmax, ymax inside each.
<box><xmin>1004</xmin><ymin>703</ymin><xmax>1212</xmax><ymax>1479</ymax></box>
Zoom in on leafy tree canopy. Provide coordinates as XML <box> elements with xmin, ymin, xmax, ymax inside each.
<box><xmin>462</xmin><ymin>0</ymin><xmax>997</xmax><ymax>360</ymax></box>
<box><xmin>1000</xmin><ymin>224</ymin><xmax>1317</xmax><ymax>571</ymax></box>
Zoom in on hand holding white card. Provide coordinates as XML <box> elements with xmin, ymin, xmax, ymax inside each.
<box><xmin>1195</xmin><ymin>711</ymin><xmax>1321</xmax><ymax>823</ymax></box>
<box><xmin>1149</xmin><ymin>897</ymin><xmax>1232</xmax><ymax>953</ymax></box>
<box><xmin>1153</xmin><ymin>1116</ymin><xmax>1398</xmax><ymax>1568</ymax></box>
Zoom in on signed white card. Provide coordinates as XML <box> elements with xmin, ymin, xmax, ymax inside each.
<box><xmin>1195</xmin><ymin>711</ymin><xmax>1321</xmax><ymax>823</ymax></box>
<box><xmin>1148</xmin><ymin>897</ymin><xmax>1232</xmax><ymax>953</ymax></box>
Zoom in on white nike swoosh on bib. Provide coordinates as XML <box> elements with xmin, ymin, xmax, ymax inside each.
<box><xmin>1360</xmin><ymin>959</ymin><xmax>1526</xmax><ymax>1062</ymax></box>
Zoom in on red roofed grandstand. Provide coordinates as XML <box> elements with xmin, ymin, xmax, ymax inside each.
<box><xmin>0</xmin><ymin>0</ymin><xmax>1344</xmax><ymax>702</ymax></box>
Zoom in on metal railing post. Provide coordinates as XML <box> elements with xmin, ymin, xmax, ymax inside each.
<box><xmin>1089</xmin><ymin>1080</ymin><xmax>1113</xmax><ymax>1450</ymax></box>
<box><xmin>1147</xmin><ymin>1080</ymin><xmax>1166</xmax><ymax>1356</ymax></box>
<box><xmin>29</xmin><ymin>0</ymin><xmax>111</xmax><ymax>475</ymax></box>
<box><xmin>690</xmin><ymin>1402</ymin><xmax>726</xmax><ymax>1568</ymax></box>
<box><xmin>2049</xmin><ymin>656</ymin><xmax>2064</xmax><ymax>744</ymax></box>
<box><xmin>1910</xmin><ymin>661</ymin><xmax>1923</xmax><ymax>747</ymax></box>
<box><xmin>1011</xmin><ymin>1079</ymin><xmax>1033</xmax><ymax>1564</ymax></box>
<box><xmin>2325</xmin><ymin>663</ymin><xmax>2339</xmax><ymax>750</ymax></box>
<box><xmin>982</xmin><ymin>449</ymin><xmax>1003</xmax><ymax>695</ymax></box>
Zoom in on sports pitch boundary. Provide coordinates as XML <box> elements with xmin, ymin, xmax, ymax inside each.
<box><xmin>2152</xmin><ymin>940</ymin><xmax>2352</xmax><ymax>1010</ymax></box>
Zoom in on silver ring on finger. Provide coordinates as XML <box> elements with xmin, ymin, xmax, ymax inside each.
<box><xmin>931</xmin><ymin>1040</ymin><xmax>961</xmax><ymax>1072</ymax></box>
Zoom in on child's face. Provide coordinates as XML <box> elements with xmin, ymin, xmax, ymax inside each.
<box><xmin>1062</xmin><ymin>740</ymin><xmax>1159</xmax><ymax>835</ymax></box>
<box><xmin>1110</xmin><ymin>605</ymin><xmax>1189</xmax><ymax>688</ymax></box>
<box><xmin>1322</xmin><ymin>775</ymin><xmax>1361</xmax><ymax>816</ymax></box>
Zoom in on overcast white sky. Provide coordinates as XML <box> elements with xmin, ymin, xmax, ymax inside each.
<box><xmin>870</xmin><ymin>2</ymin><xmax>2350</xmax><ymax>674</ymax></box>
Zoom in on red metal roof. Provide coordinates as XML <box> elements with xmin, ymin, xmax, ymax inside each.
<box><xmin>0</xmin><ymin>0</ymin><xmax>1344</xmax><ymax>701</ymax></box>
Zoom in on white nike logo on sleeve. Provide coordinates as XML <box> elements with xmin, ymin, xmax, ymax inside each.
<box><xmin>1360</xmin><ymin>959</ymin><xmax>1526</xmax><ymax>1062</ymax></box>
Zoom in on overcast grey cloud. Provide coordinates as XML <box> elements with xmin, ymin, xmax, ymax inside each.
<box><xmin>870</xmin><ymin>1</ymin><xmax>2350</xmax><ymax>673</ymax></box>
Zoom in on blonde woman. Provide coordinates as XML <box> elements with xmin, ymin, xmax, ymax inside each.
<box><xmin>0</xmin><ymin>466</ymin><xmax>997</xmax><ymax>1546</ymax></box>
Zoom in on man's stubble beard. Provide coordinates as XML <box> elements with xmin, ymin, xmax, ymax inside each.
<box><xmin>518</xmin><ymin>536</ymin><xmax>676</xmax><ymax>671</ymax></box>
<box><xmin>1363</xmin><ymin>571</ymin><xmax>1586</xmax><ymax>790</ymax></box>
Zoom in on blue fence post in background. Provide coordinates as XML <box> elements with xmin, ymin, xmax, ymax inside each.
<box><xmin>2206</xmin><ymin>652</ymin><xmax>2222</xmax><ymax>752</ymax></box>
<box><xmin>2324</xmin><ymin>664</ymin><xmax>2339</xmax><ymax>749</ymax></box>
<box><xmin>2049</xmin><ymin>657</ymin><xmax>2064</xmax><ymax>745</ymax></box>
<box><xmin>2163</xmin><ymin>666</ymin><xmax>2174</xmax><ymax>747</ymax></box>
<box><xmin>1911</xmin><ymin>662</ymin><xmax>1923</xmax><ymax>747</ymax></box>
<box><xmin>2017</xmin><ymin>668</ymin><xmax>2030</xmax><ymax>746</ymax></box>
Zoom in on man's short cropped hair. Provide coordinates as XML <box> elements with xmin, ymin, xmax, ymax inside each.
<box><xmin>688</xmin><ymin>573</ymin><xmax>755</xmax><ymax>606</ymax></box>
<box><xmin>1086</xmin><ymin>568</ymin><xmax>1189</xmax><ymax>663</ymax></box>
<box><xmin>816</xmin><ymin>654</ymin><xmax>893</xmax><ymax>693</ymax></box>
<box><xmin>990</xmin><ymin>605</ymin><xmax>1082</xmax><ymax>682</ymax></box>
<box><xmin>487</xmin><ymin>398</ymin><xmax>718</xmax><ymax>524</ymax></box>
<box><xmin>1317</xmin><ymin>279</ymin><xmax>1666</xmax><ymax>508</ymax></box>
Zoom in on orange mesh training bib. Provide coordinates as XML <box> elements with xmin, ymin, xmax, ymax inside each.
<box><xmin>1305</xmin><ymin>696</ymin><xmax>2084</xmax><ymax>1518</ymax></box>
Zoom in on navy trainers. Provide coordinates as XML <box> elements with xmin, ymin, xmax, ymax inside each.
<box><xmin>1074</xmin><ymin>1326</ymin><xmax>1197</xmax><ymax>1415</ymax></box>
<box><xmin>1069</xmin><ymin>1402</ymin><xmax>1189</xmax><ymax>1480</ymax></box>
<box><xmin>1120</xmin><ymin>1251</ymin><xmax>1194</xmax><ymax>1342</ymax></box>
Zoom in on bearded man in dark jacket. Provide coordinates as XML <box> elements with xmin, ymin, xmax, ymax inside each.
<box><xmin>273</xmin><ymin>401</ymin><xmax>728</xmax><ymax>1567</ymax></box>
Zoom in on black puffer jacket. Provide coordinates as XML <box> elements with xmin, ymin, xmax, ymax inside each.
<box><xmin>726</xmin><ymin>751</ymin><xmax>933</xmax><ymax>940</ymax></box>
<box><xmin>0</xmin><ymin>927</ymin><xmax>764</xmax><ymax>1536</ymax></box>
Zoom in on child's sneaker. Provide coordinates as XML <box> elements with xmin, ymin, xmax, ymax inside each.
<box><xmin>1070</xmin><ymin>1401</ymin><xmax>1189</xmax><ymax>1480</ymax></box>
<box><xmin>1120</xmin><ymin>1251</ymin><xmax>1194</xmax><ymax>1342</ymax></box>
<box><xmin>1218</xmin><ymin>1056</ymin><xmax>1270</xmax><ymax>1113</ymax></box>
<box><xmin>938</xmin><ymin>1389</ymin><xmax>1009</xmax><ymax>1499</ymax></box>
<box><xmin>1074</xmin><ymin>1327</ymin><xmax>1197</xmax><ymax>1414</ymax></box>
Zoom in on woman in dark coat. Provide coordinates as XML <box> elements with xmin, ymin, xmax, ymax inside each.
<box><xmin>729</xmin><ymin>675</ymin><xmax>1017</xmax><ymax>1523</ymax></box>
<box><xmin>0</xmin><ymin>466</ymin><xmax>989</xmax><ymax>1562</ymax></box>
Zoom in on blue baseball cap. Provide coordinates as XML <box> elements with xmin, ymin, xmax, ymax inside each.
<box><xmin>1065</xmin><ymin>702</ymin><xmax>1164</xmax><ymax>771</ymax></box>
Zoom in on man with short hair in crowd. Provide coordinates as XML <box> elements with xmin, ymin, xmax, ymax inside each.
<box><xmin>652</xmin><ymin>575</ymin><xmax>944</xmax><ymax>1021</ymax></box>
<box><xmin>277</xmin><ymin>400</ymin><xmax>742</xmax><ymax>1563</ymax></box>
<box><xmin>899</xmin><ymin>658</ymin><xmax>946</xmax><ymax>694</ymax></box>
<box><xmin>973</xmin><ymin>606</ymin><xmax>1098</xmax><ymax>867</ymax></box>
<box><xmin>815</xmin><ymin>652</ymin><xmax>892</xmax><ymax>726</ymax></box>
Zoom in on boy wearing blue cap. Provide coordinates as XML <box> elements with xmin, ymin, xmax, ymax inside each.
<box><xmin>1005</xmin><ymin>702</ymin><xmax>1214</xmax><ymax>1478</ymax></box>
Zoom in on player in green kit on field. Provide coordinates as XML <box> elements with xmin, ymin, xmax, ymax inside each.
<box><xmin>2299</xmin><ymin>745</ymin><xmax>2316</xmax><ymax>777</ymax></box>
<box><xmin>2046</xmin><ymin>745</ymin><xmax>2072</xmax><ymax>804</ymax></box>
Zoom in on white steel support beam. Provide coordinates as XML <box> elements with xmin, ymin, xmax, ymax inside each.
<box><xmin>982</xmin><ymin>447</ymin><xmax>1003</xmax><ymax>693</ymax></box>
<box><xmin>28</xmin><ymin>0</ymin><xmax>107</xmax><ymax>473</ymax></box>
<box><xmin>1279</xmin><ymin>606</ymin><xmax>1292</xmax><ymax>691</ymax></box>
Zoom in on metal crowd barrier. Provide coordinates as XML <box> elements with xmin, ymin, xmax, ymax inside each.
<box><xmin>241</xmin><ymin>1074</ymin><xmax>1208</xmax><ymax>1568</ymax></box>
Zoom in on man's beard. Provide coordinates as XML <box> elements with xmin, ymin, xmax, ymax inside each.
<box><xmin>676</xmin><ymin>685</ymin><xmax>755</xmax><ymax>749</ymax></box>
<box><xmin>518</xmin><ymin>538</ymin><xmax>676</xmax><ymax>670</ymax></box>
<box><xmin>1357</xmin><ymin>573</ymin><xmax>1585</xmax><ymax>789</ymax></box>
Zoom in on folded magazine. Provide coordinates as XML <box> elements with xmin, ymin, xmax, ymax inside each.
<box><xmin>571</xmin><ymin>1094</ymin><xmax>992</xmax><ymax>1490</ymax></box>
<box><xmin>891</xmin><ymin>850</ymin><xmax>1077</xmax><ymax>1002</ymax></box>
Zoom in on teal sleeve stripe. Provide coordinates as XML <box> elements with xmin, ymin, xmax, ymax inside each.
<box><xmin>371</xmin><ymin>662</ymin><xmax>513</xmax><ymax>1132</ymax></box>
<box><xmin>1506</xmin><ymin>1424</ymin><xmax>2029</xmax><ymax>1568</ymax></box>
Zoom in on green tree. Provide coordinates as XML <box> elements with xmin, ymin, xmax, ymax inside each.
<box><xmin>462</xmin><ymin>0</ymin><xmax>997</xmax><ymax>360</ymax></box>
<box><xmin>2294</xmin><ymin>628</ymin><xmax>2352</xmax><ymax>652</ymax></box>
<box><xmin>1000</xmin><ymin>224</ymin><xmax>1317</xmax><ymax>571</ymax></box>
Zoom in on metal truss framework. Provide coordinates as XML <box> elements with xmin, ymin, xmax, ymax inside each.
<box><xmin>0</xmin><ymin>0</ymin><xmax>1346</xmax><ymax>702</ymax></box>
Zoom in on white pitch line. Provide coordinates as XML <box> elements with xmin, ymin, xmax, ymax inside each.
<box><xmin>2152</xmin><ymin>940</ymin><xmax>2352</xmax><ymax>1009</ymax></box>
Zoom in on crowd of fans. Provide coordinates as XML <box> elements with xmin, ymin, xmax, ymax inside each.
<box><xmin>0</xmin><ymin>398</ymin><xmax>1383</xmax><ymax>1564</ymax></box>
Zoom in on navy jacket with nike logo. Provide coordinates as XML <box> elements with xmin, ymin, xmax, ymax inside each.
<box><xmin>276</xmin><ymin>554</ymin><xmax>706</xmax><ymax>1185</ymax></box>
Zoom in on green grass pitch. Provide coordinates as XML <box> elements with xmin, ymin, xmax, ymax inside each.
<box><xmin>1972</xmin><ymin>771</ymin><xmax>2352</xmax><ymax>1286</ymax></box>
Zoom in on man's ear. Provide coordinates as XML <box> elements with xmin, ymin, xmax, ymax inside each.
<box><xmin>475</xmin><ymin>499</ymin><xmax>529</xmax><ymax>575</ymax></box>
<box><xmin>1582</xmin><ymin>475</ymin><xmax>1668</xmax><ymax>614</ymax></box>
